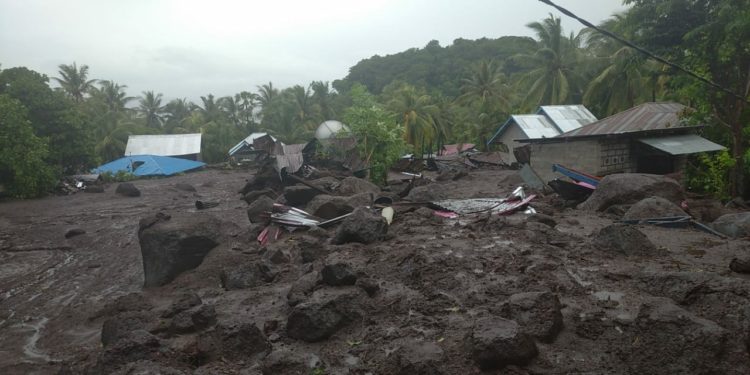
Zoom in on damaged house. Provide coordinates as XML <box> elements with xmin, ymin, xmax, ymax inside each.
<box><xmin>518</xmin><ymin>102</ymin><xmax>726</xmax><ymax>183</ymax></box>
<box><xmin>486</xmin><ymin>105</ymin><xmax>598</xmax><ymax>163</ymax></box>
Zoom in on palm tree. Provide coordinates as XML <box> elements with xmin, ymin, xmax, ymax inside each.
<box><xmin>257</xmin><ymin>82</ymin><xmax>278</xmax><ymax>109</ymax></box>
<box><xmin>53</xmin><ymin>62</ymin><xmax>96</xmax><ymax>103</ymax></box>
<box><xmin>90</xmin><ymin>80</ymin><xmax>134</xmax><ymax>114</ymax></box>
<box><xmin>138</xmin><ymin>91</ymin><xmax>164</xmax><ymax>128</ymax></box>
<box><xmin>515</xmin><ymin>15</ymin><xmax>585</xmax><ymax>109</ymax></box>
<box><xmin>290</xmin><ymin>85</ymin><xmax>317</xmax><ymax>131</ymax></box>
<box><xmin>194</xmin><ymin>94</ymin><xmax>223</xmax><ymax>124</ymax></box>
<box><xmin>457</xmin><ymin>60</ymin><xmax>514</xmax><ymax>111</ymax></box>
<box><xmin>386</xmin><ymin>84</ymin><xmax>439</xmax><ymax>153</ymax></box>
<box><xmin>310</xmin><ymin>81</ymin><xmax>336</xmax><ymax>120</ymax></box>
<box><xmin>163</xmin><ymin>98</ymin><xmax>193</xmax><ymax>133</ymax></box>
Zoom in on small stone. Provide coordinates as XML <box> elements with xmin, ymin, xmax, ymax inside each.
<box><xmin>321</xmin><ymin>263</ymin><xmax>357</xmax><ymax>286</ymax></box>
<box><xmin>65</xmin><ymin>228</ymin><xmax>86</xmax><ymax>238</ymax></box>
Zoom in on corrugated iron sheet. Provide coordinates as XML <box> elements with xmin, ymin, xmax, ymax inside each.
<box><xmin>229</xmin><ymin>132</ymin><xmax>276</xmax><ymax>155</ymax></box>
<box><xmin>441</xmin><ymin>143</ymin><xmax>476</xmax><ymax>156</ymax></box>
<box><xmin>537</xmin><ymin>105</ymin><xmax>597</xmax><ymax>133</ymax></box>
<box><xmin>638</xmin><ymin>134</ymin><xmax>726</xmax><ymax>155</ymax></box>
<box><xmin>561</xmin><ymin>102</ymin><xmax>688</xmax><ymax>137</ymax></box>
<box><xmin>512</xmin><ymin>115</ymin><xmax>561</xmax><ymax>139</ymax></box>
<box><xmin>125</xmin><ymin>134</ymin><xmax>202</xmax><ymax>156</ymax></box>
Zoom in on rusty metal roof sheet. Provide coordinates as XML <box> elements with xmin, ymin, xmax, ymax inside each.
<box><xmin>125</xmin><ymin>133</ymin><xmax>202</xmax><ymax>156</ymax></box>
<box><xmin>560</xmin><ymin>102</ymin><xmax>689</xmax><ymax>138</ymax></box>
<box><xmin>537</xmin><ymin>105</ymin><xmax>597</xmax><ymax>133</ymax></box>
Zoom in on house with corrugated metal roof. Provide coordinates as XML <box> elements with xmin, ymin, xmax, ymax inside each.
<box><xmin>125</xmin><ymin>133</ymin><xmax>202</xmax><ymax>160</ymax></box>
<box><xmin>517</xmin><ymin>102</ymin><xmax>726</xmax><ymax>183</ymax></box>
<box><xmin>487</xmin><ymin>105</ymin><xmax>597</xmax><ymax>163</ymax></box>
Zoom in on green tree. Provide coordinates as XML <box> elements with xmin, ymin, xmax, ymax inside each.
<box><xmin>163</xmin><ymin>98</ymin><xmax>194</xmax><ymax>133</ymax></box>
<box><xmin>0</xmin><ymin>95</ymin><xmax>55</xmax><ymax>197</ymax></box>
<box><xmin>53</xmin><ymin>62</ymin><xmax>96</xmax><ymax>103</ymax></box>
<box><xmin>515</xmin><ymin>15</ymin><xmax>585</xmax><ymax>109</ymax></box>
<box><xmin>384</xmin><ymin>83</ymin><xmax>439</xmax><ymax>153</ymax></box>
<box><xmin>138</xmin><ymin>91</ymin><xmax>164</xmax><ymax>128</ymax></box>
<box><xmin>344</xmin><ymin>84</ymin><xmax>406</xmax><ymax>183</ymax></box>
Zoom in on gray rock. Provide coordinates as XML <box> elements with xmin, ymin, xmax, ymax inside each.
<box><xmin>526</xmin><ymin>213</ymin><xmax>557</xmax><ymax>228</ymax></box>
<box><xmin>169</xmin><ymin>304</ymin><xmax>216</xmax><ymax>334</ymax></box>
<box><xmin>91</xmin><ymin>292</ymin><xmax>153</xmax><ymax>321</ymax></box>
<box><xmin>84</xmin><ymin>185</ymin><xmax>105</xmax><ymax>193</ymax></box>
<box><xmin>64</xmin><ymin>228</ymin><xmax>86</xmax><ymax>238</ymax></box>
<box><xmin>730</xmin><ymin>255</ymin><xmax>750</xmax><ymax>273</ymax></box>
<box><xmin>101</xmin><ymin>312</ymin><xmax>160</xmax><ymax>347</ymax></box>
<box><xmin>593</xmin><ymin>224</ymin><xmax>659</xmax><ymax>256</ymax></box>
<box><xmin>469</xmin><ymin>316</ymin><xmax>538</xmax><ymax>370</ymax></box>
<box><xmin>286</xmin><ymin>287</ymin><xmax>365</xmax><ymax>342</ymax></box>
<box><xmin>197</xmin><ymin>321</ymin><xmax>271</xmax><ymax>364</ymax></box>
<box><xmin>138</xmin><ymin>213</ymin><xmax>221</xmax><ymax>287</ymax></box>
<box><xmin>242</xmin><ymin>188</ymin><xmax>275</xmax><ymax>205</ymax></box>
<box><xmin>712</xmin><ymin>212</ymin><xmax>750</xmax><ymax>238</ymax></box>
<box><xmin>161</xmin><ymin>292</ymin><xmax>202</xmax><ymax>318</ymax></box>
<box><xmin>579</xmin><ymin>173</ymin><xmax>684</xmax><ymax>211</ymax></box>
<box><xmin>622</xmin><ymin>196</ymin><xmax>687</xmax><ymax>220</ymax></box>
<box><xmin>110</xmin><ymin>360</ymin><xmax>187</xmax><ymax>375</ymax></box>
<box><xmin>221</xmin><ymin>262</ymin><xmax>277</xmax><ymax>290</ymax></box>
<box><xmin>175</xmin><ymin>183</ymin><xmax>196</xmax><ymax>192</ymax></box>
<box><xmin>246</xmin><ymin>195</ymin><xmax>275</xmax><ymax>224</ymax></box>
<box><xmin>96</xmin><ymin>330</ymin><xmax>162</xmax><ymax>373</ymax></box>
<box><xmin>116</xmin><ymin>182</ymin><xmax>141</xmax><ymax>197</ymax></box>
<box><xmin>499</xmin><ymin>291</ymin><xmax>563</xmax><ymax>343</ymax></box>
<box><xmin>389</xmin><ymin>339</ymin><xmax>444</xmax><ymax>375</ymax></box>
<box><xmin>405</xmin><ymin>185</ymin><xmax>449</xmax><ymax>202</ymax></box>
<box><xmin>620</xmin><ymin>297</ymin><xmax>729</xmax><ymax>374</ymax></box>
<box><xmin>306</xmin><ymin>193</ymin><xmax>372</xmax><ymax>220</ymax></box>
<box><xmin>287</xmin><ymin>271</ymin><xmax>320</xmax><ymax>307</ymax></box>
<box><xmin>332</xmin><ymin>207</ymin><xmax>388</xmax><ymax>245</ymax></box>
<box><xmin>321</xmin><ymin>263</ymin><xmax>357</xmax><ymax>286</ymax></box>
<box><xmin>261</xmin><ymin>349</ymin><xmax>323</xmax><ymax>375</ymax></box>
<box><xmin>283</xmin><ymin>185</ymin><xmax>322</xmax><ymax>206</ymax></box>
<box><xmin>337</xmin><ymin>176</ymin><xmax>380</xmax><ymax>195</ymax></box>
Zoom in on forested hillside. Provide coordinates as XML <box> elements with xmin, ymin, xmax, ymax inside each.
<box><xmin>1</xmin><ymin>0</ymin><xmax>749</xmax><ymax>198</ymax></box>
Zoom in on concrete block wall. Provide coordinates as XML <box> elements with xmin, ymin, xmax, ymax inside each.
<box><xmin>599</xmin><ymin>139</ymin><xmax>635</xmax><ymax>174</ymax></box>
<box><xmin>529</xmin><ymin>139</ymin><xmax>601</xmax><ymax>182</ymax></box>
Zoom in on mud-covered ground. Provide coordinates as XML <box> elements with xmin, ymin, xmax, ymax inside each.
<box><xmin>1</xmin><ymin>167</ymin><xmax>749</xmax><ymax>374</ymax></box>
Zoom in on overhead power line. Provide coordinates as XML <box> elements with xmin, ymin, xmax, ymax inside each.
<box><xmin>537</xmin><ymin>0</ymin><xmax>750</xmax><ymax>104</ymax></box>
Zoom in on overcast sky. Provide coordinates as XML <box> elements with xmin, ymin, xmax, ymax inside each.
<box><xmin>0</xmin><ymin>0</ymin><xmax>627</xmax><ymax>102</ymax></box>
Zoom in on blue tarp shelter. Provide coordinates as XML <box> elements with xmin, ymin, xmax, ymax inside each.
<box><xmin>93</xmin><ymin>155</ymin><xmax>205</xmax><ymax>177</ymax></box>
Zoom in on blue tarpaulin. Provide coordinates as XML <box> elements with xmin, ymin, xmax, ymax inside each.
<box><xmin>93</xmin><ymin>155</ymin><xmax>205</xmax><ymax>177</ymax></box>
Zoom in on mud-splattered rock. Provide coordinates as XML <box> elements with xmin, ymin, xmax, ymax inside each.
<box><xmin>64</xmin><ymin>228</ymin><xmax>86</xmax><ymax>238</ymax></box>
<box><xmin>526</xmin><ymin>213</ymin><xmax>557</xmax><ymax>228</ymax></box>
<box><xmin>405</xmin><ymin>185</ymin><xmax>450</xmax><ymax>202</ymax></box>
<box><xmin>161</xmin><ymin>292</ymin><xmax>202</xmax><ymax>318</ymax></box>
<box><xmin>389</xmin><ymin>339</ymin><xmax>444</xmax><ymax>375</ymax></box>
<box><xmin>321</xmin><ymin>263</ymin><xmax>357</xmax><ymax>286</ymax></box>
<box><xmin>110</xmin><ymin>360</ymin><xmax>187</xmax><ymax>375</ymax></box>
<box><xmin>580</xmin><ymin>173</ymin><xmax>683</xmax><ymax>211</ymax></box>
<box><xmin>332</xmin><ymin>207</ymin><xmax>387</xmax><ymax>245</ymax></box>
<box><xmin>287</xmin><ymin>287</ymin><xmax>365</xmax><ymax>342</ymax></box>
<box><xmin>138</xmin><ymin>213</ymin><xmax>221</xmax><ymax>287</ymax></box>
<box><xmin>175</xmin><ymin>183</ymin><xmax>196</xmax><ymax>192</ymax></box>
<box><xmin>261</xmin><ymin>349</ymin><xmax>323</xmax><ymax>375</ymax></box>
<box><xmin>287</xmin><ymin>271</ymin><xmax>320</xmax><ymax>307</ymax></box>
<box><xmin>197</xmin><ymin>321</ymin><xmax>271</xmax><ymax>364</ymax></box>
<box><xmin>246</xmin><ymin>195</ymin><xmax>275</xmax><ymax>224</ymax></box>
<box><xmin>356</xmin><ymin>277</ymin><xmax>380</xmax><ymax>297</ymax></box>
<box><xmin>95</xmin><ymin>330</ymin><xmax>163</xmax><ymax>373</ymax></box>
<box><xmin>620</xmin><ymin>297</ymin><xmax>729</xmax><ymax>374</ymax></box>
<box><xmin>101</xmin><ymin>312</ymin><xmax>160</xmax><ymax>347</ymax></box>
<box><xmin>730</xmin><ymin>255</ymin><xmax>750</xmax><ymax>273</ymax></box>
<box><xmin>499</xmin><ymin>291</ymin><xmax>563</xmax><ymax>343</ymax></box>
<box><xmin>712</xmin><ymin>212</ymin><xmax>750</xmax><ymax>239</ymax></box>
<box><xmin>220</xmin><ymin>262</ymin><xmax>276</xmax><ymax>290</ymax></box>
<box><xmin>116</xmin><ymin>182</ymin><xmax>141</xmax><ymax>197</ymax></box>
<box><xmin>306</xmin><ymin>193</ymin><xmax>372</xmax><ymax>220</ymax></box>
<box><xmin>468</xmin><ymin>316</ymin><xmax>538</xmax><ymax>370</ymax></box>
<box><xmin>169</xmin><ymin>304</ymin><xmax>216</xmax><ymax>334</ymax></box>
<box><xmin>283</xmin><ymin>185</ymin><xmax>322</xmax><ymax>206</ymax></box>
<box><xmin>593</xmin><ymin>224</ymin><xmax>658</xmax><ymax>256</ymax></box>
<box><xmin>622</xmin><ymin>196</ymin><xmax>687</xmax><ymax>221</ymax></box>
<box><xmin>91</xmin><ymin>293</ymin><xmax>153</xmax><ymax>320</ymax></box>
<box><xmin>84</xmin><ymin>185</ymin><xmax>105</xmax><ymax>193</ymax></box>
<box><xmin>337</xmin><ymin>176</ymin><xmax>380</xmax><ymax>195</ymax></box>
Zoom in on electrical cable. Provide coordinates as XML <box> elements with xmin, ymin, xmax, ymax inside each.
<box><xmin>537</xmin><ymin>0</ymin><xmax>750</xmax><ymax>104</ymax></box>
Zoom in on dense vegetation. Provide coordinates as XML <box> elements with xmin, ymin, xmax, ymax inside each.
<box><xmin>1</xmin><ymin>0</ymin><xmax>748</xmax><ymax>198</ymax></box>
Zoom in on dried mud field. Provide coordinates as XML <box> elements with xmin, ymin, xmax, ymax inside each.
<box><xmin>0</xmin><ymin>167</ymin><xmax>749</xmax><ymax>374</ymax></box>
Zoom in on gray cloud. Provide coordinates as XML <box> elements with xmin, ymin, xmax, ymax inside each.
<box><xmin>0</xmin><ymin>0</ymin><xmax>626</xmax><ymax>101</ymax></box>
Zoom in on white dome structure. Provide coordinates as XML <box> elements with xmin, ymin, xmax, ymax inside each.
<box><xmin>315</xmin><ymin>120</ymin><xmax>350</xmax><ymax>142</ymax></box>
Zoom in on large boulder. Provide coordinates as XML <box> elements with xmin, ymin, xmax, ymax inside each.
<box><xmin>498</xmin><ymin>291</ymin><xmax>563</xmax><ymax>343</ymax></box>
<box><xmin>246</xmin><ymin>195</ymin><xmax>275</xmax><ymax>224</ymax></box>
<box><xmin>306</xmin><ymin>193</ymin><xmax>372</xmax><ymax>220</ymax></box>
<box><xmin>405</xmin><ymin>185</ymin><xmax>450</xmax><ymax>202</ymax></box>
<box><xmin>283</xmin><ymin>185</ymin><xmax>322</xmax><ymax>206</ymax></box>
<box><xmin>286</xmin><ymin>287</ymin><xmax>365</xmax><ymax>342</ymax></box>
<box><xmin>593</xmin><ymin>224</ymin><xmax>659</xmax><ymax>256</ymax></box>
<box><xmin>332</xmin><ymin>207</ymin><xmax>388</xmax><ymax>245</ymax></box>
<box><xmin>712</xmin><ymin>212</ymin><xmax>750</xmax><ymax>239</ymax></box>
<box><xmin>197</xmin><ymin>321</ymin><xmax>271</xmax><ymax>364</ymax></box>
<box><xmin>116</xmin><ymin>182</ymin><xmax>141</xmax><ymax>197</ymax></box>
<box><xmin>579</xmin><ymin>173</ymin><xmax>684</xmax><ymax>211</ymax></box>
<box><xmin>622</xmin><ymin>196</ymin><xmax>688</xmax><ymax>221</ymax></box>
<box><xmin>619</xmin><ymin>297</ymin><xmax>729</xmax><ymax>374</ymax></box>
<box><xmin>138</xmin><ymin>213</ymin><xmax>221</xmax><ymax>287</ymax></box>
<box><xmin>337</xmin><ymin>176</ymin><xmax>380</xmax><ymax>196</ymax></box>
<box><xmin>101</xmin><ymin>312</ymin><xmax>160</xmax><ymax>347</ymax></box>
<box><xmin>468</xmin><ymin>316</ymin><xmax>538</xmax><ymax>370</ymax></box>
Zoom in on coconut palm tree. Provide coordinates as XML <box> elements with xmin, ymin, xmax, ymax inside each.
<box><xmin>163</xmin><ymin>98</ymin><xmax>193</xmax><ymax>133</ymax></box>
<box><xmin>310</xmin><ymin>81</ymin><xmax>336</xmax><ymax>120</ymax></box>
<box><xmin>386</xmin><ymin>84</ymin><xmax>439</xmax><ymax>153</ymax></box>
<box><xmin>138</xmin><ymin>91</ymin><xmax>164</xmax><ymax>128</ymax></box>
<box><xmin>53</xmin><ymin>62</ymin><xmax>97</xmax><ymax>103</ymax></box>
<box><xmin>457</xmin><ymin>60</ymin><xmax>514</xmax><ymax>111</ymax></box>
<box><xmin>515</xmin><ymin>15</ymin><xmax>585</xmax><ymax>109</ymax></box>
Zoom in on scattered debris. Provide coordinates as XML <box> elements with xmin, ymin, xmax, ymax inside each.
<box><xmin>195</xmin><ymin>200</ymin><xmax>219</xmax><ymax>210</ymax></box>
